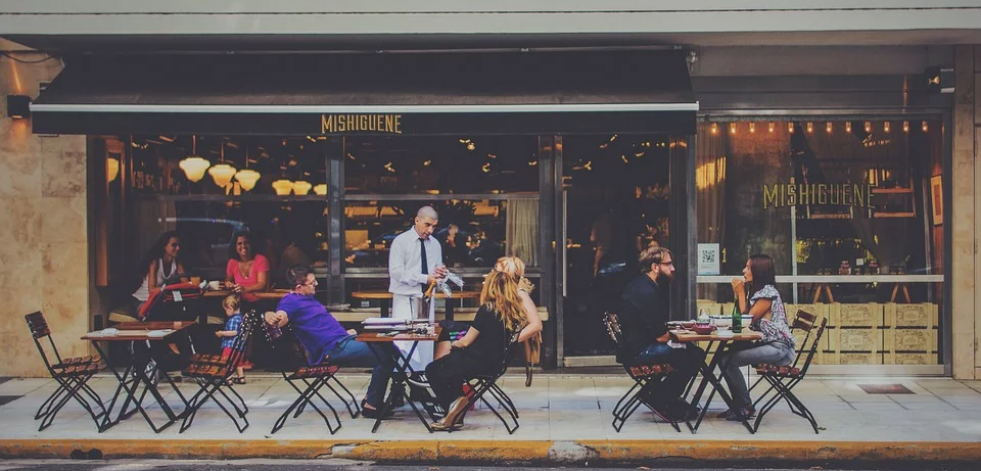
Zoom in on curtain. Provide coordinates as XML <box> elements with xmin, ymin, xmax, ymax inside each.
<box><xmin>506</xmin><ymin>198</ymin><xmax>539</xmax><ymax>266</ymax></box>
<box><xmin>696</xmin><ymin>125</ymin><xmax>727</xmax><ymax>301</ymax></box>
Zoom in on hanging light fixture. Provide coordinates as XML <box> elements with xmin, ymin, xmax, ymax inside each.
<box><xmin>922</xmin><ymin>121</ymin><xmax>929</xmax><ymax>132</ymax></box>
<box><xmin>768</xmin><ymin>122</ymin><xmax>775</xmax><ymax>133</ymax></box>
<box><xmin>806</xmin><ymin>122</ymin><xmax>814</xmax><ymax>133</ymax></box>
<box><xmin>292</xmin><ymin>180</ymin><xmax>312</xmax><ymax>195</ymax></box>
<box><xmin>179</xmin><ymin>135</ymin><xmax>210</xmax><ymax>182</ymax></box>
<box><xmin>106</xmin><ymin>156</ymin><xmax>120</xmax><ymax>183</ymax></box>
<box><xmin>826</xmin><ymin>122</ymin><xmax>833</xmax><ymax>133</ymax></box>
<box><xmin>235</xmin><ymin>141</ymin><xmax>261</xmax><ymax>191</ymax></box>
<box><xmin>846</xmin><ymin>122</ymin><xmax>853</xmax><ymax>133</ymax></box>
<box><xmin>710</xmin><ymin>123</ymin><xmax>718</xmax><ymax>135</ymax></box>
<box><xmin>749</xmin><ymin>122</ymin><xmax>756</xmax><ymax>133</ymax></box>
<box><xmin>883</xmin><ymin>121</ymin><xmax>891</xmax><ymax>133</ymax></box>
<box><xmin>272</xmin><ymin>179</ymin><xmax>294</xmax><ymax>196</ymax></box>
<box><xmin>209</xmin><ymin>139</ymin><xmax>237</xmax><ymax>188</ymax></box>
<box><xmin>788</xmin><ymin>122</ymin><xmax>795</xmax><ymax>134</ymax></box>
<box><xmin>314</xmin><ymin>184</ymin><xmax>327</xmax><ymax>196</ymax></box>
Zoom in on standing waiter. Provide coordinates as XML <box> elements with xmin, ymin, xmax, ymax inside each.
<box><xmin>389</xmin><ymin>206</ymin><xmax>446</xmax><ymax>372</ymax></box>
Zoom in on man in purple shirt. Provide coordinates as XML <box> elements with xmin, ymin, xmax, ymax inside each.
<box><xmin>265</xmin><ymin>265</ymin><xmax>394</xmax><ymax>419</ymax></box>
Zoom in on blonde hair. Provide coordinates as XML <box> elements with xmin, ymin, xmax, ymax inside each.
<box><xmin>494</xmin><ymin>256</ymin><xmax>526</xmax><ymax>277</ymax></box>
<box><xmin>480</xmin><ymin>270</ymin><xmax>527</xmax><ymax>332</ymax></box>
<box><xmin>222</xmin><ymin>294</ymin><xmax>241</xmax><ymax>313</ymax></box>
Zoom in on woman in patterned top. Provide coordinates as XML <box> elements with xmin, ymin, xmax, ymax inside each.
<box><xmin>718</xmin><ymin>254</ymin><xmax>795</xmax><ymax>421</ymax></box>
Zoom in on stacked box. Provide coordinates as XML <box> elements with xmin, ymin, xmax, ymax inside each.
<box><xmin>884</xmin><ymin>303</ymin><xmax>938</xmax><ymax>328</ymax></box>
<box><xmin>833</xmin><ymin>303</ymin><xmax>884</xmax><ymax>327</ymax></box>
<box><xmin>884</xmin><ymin>352</ymin><xmax>939</xmax><ymax>365</ymax></box>
<box><xmin>824</xmin><ymin>303</ymin><xmax>884</xmax><ymax>365</ymax></box>
<box><xmin>882</xmin><ymin>303</ymin><xmax>939</xmax><ymax>366</ymax></box>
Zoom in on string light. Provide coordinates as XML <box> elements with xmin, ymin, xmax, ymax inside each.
<box><xmin>864</xmin><ymin>121</ymin><xmax>872</xmax><ymax>133</ymax></box>
<box><xmin>788</xmin><ymin>122</ymin><xmax>795</xmax><ymax>134</ymax></box>
<box><xmin>884</xmin><ymin>121</ymin><xmax>891</xmax><ymax>133</ymax></box>
<box><xmin>806</xmin><ymin>122</ymin><xmax>814</xmax><ymax>133</ymax></box>
<box><xmin>710</xmin><ymin>123</ymin><xmax>718</xmax><ymax>135</ymax></box>
<box><xmin>768</xmin><ymin>122</ymin><xmax>775</xmax><ymax>133</ymax></box>
<box><xmin>749</xmin><ymin>122</ymin><xmax>756</xmax><ymax>133</ymax></box>
<box><xmin>922</xmin><ymin>121</ymin><xmax>929</xmax><ymax>132</ymax></box>
<box><xmin>729</xmin><ymin>123</ymin><xmax>737</xmax><ymax>135</ymax></box>
<box><xmin>903</xmin><ymin>121</ymin><xmax>909</xmax><ymax>133</ymax></box>
<box><xmin>846</xmin><ymin>122</ymin><xmax>853</xmax><ymax>133</ymax></box>
<box><xmin>826</xmin><ymin>122</ymin><xmax>833</xmax><ymax>133</ymax></box>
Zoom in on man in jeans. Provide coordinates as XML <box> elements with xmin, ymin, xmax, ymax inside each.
<box><xmin>615</xmin><ymin>247</ymin><xmax>704</xmax><ymax>421</ymax></box>
<box><xmin>265</xmin><ymin>264</ymin><xmax>395</xmax><ymax>419</ymax></box>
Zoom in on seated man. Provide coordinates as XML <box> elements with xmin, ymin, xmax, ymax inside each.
<box><xmin>616</xmin><ymin>247</ymin><xmax>705</xmax><ymax>421</ymax></box>
<box><xmin>265</xmin><ymin>264</ymin><xmax>394</xmax><ymax>419</ymax></box>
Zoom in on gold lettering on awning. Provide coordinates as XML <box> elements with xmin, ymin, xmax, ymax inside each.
<box><xmin>321</xmin><ymin>114</ymin><xmax>403</xmax><ymax>134</ymax></box>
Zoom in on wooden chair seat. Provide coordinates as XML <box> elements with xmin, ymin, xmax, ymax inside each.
<box><xmin>628</xmin><ymin>363</ymin><xmax>674</xmax><ymax>379</ymax></box>
<box><xmin>288</xmin><ymin>364</ymin><xmax>340</xmax><ymax>380</ymax></box>
<box><xmin>755</xmin><ymin>364</ymin><xmax>802</xmax><ymax>378</ymax></box>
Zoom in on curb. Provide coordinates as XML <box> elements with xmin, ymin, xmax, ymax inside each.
<box><xmin>3</xmin><ymin>439</ymin><xmax>981</xmax><ymax>464</ymax></box>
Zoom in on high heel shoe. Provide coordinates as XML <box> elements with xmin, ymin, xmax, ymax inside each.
<box><xmin>430</xmin><ymin>396</ymin><xmax>469</xmax><ymax>431</ymax></box>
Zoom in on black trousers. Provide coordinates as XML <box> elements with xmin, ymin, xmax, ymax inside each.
<box><xmin>425</xmin><ymin>350</ymin><xmax>488</xmax><ymax>410</ymax></box>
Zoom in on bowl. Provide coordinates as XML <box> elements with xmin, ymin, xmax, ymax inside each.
<box><xmin>681</xmin><ymin>320</ymin><xmax>697</xmax><ymax>329</ymax></box>
<box><xmin>711</xmin><ymin>316</ymin><xmax>733</xmax><ymax>329</ymax></box>
<box><xmin>693</xmin><ymin>324</ymin><xmax>716</xmax><ymax>335</ymax></box>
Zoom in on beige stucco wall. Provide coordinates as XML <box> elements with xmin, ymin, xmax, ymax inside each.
<box><xmin>0</xmin><ymin>53</ymin><xmax>89</xmax><ymax>377</ymax></box>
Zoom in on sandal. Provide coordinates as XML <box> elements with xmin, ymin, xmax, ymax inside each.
<box><xmin>233</xmin><ymin>377</ymin><xmax>247</xmax><ymax>385</ymax></box>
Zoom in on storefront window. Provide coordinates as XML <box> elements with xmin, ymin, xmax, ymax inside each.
<box><xmin>344</xmin><ymin>135</ymin><xmax>539</xmax><ymax>195</ymax></box>
<box><xmin>696</xmin><ymin>119</ymin><xmax>945</xmax><ymax>368</ymax></box>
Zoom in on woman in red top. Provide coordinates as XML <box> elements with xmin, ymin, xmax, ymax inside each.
<box><xmin>225</xmin><ymin>231</ymin><xmax>270</xmax><ymax>303</ymax></box>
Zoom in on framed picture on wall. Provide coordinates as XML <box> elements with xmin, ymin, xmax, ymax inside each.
<box><xmin>930</xmin><ymin>175</ymin><xmax>943</xmax><ymax>226</ymax></box>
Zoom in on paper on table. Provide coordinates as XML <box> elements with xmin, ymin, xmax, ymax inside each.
<box><xmin>362</xmin><ymin>318</ymin><xmax>410</xmax><ymax>325</ymax></box>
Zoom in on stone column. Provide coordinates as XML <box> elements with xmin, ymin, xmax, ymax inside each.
<box><xmin>952</xmin><ymin>46</ymin><xmax>976</xmax><ymax>380</ymax></box>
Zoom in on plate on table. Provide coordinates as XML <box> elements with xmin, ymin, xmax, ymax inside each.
<box><xmin>147</xmin><ymin>329</ymin><xmax>174</xmax><ymax>338</ymax></box>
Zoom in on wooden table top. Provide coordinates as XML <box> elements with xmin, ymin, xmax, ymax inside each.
<box><xmin>202</xmin><ymin>289</ymin><xmax>290</xmax><ymax>300</ymax></box>
<box><xmin>351</xmin><ymin>290</ymin><xmax>480</xmax><ymax>300</ymax></box>
<box><xmin>669</xmin><ymin>329</ymin><xmax>763</xmax><ymax>343</ymax></box>
<box><xmin>82</xmin><ymin>321</ymin><xmax>195</xmax><ymax>341</ymax></box>
<box><xmin>356</xmin><ymin>326</ymin><xmax>442</xmax><ymax>343</ymax></box>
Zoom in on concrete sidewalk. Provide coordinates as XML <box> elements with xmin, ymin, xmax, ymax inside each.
<box><xmin>1</xmin><ymin>374</ymin><xmax>980</xmax><ymax>464</ymax></box>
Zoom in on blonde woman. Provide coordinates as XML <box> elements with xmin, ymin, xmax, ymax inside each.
<box><xmin>426</xmin><ymin>271</ymin><xmax>527</xmax><ymax>431</ymax></box>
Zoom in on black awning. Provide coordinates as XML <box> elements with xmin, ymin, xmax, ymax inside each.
<box><xmin>31</xmin><ymin>50</ymin><xmax>697</xmax><ymax>136</ymax></box>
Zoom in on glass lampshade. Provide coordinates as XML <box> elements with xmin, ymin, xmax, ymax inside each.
<box><xmin>292</xmin><ymin>180</ymin><xmax>313</xmax><ymax>195</ymax></box>
<box><xmin>271</xmin><ymin>179</ymin><xmax>294</xmax><ymax>196</ymax></box>
<box><xmin>208</xmin><ymin>163</ymin><xmax>237</xmax><ymax>188</ymax></box>
<box><xmin>313</xmin><ymin>184</ymin><xmax>327</xmax><ymax>196</ymax></box>
<box><xmin>235</xmin><ymin>169</ymin><xmax>261</xmax><ymax>191</ymax></box>
<box><xmin>106</xmin><ymin>157</ymin><xmax>120</xmax><ymax>183</ymax></box>
<box><xmin>179</xmin><ymin>156</ymin><xmax>211</xmax><ymax>182</ymax></box>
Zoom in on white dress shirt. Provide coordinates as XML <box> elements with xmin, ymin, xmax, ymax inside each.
<box><xmin>388</xmin><ymin>227</ymin><xmax>443</xmax><ymax>296</ymax></box>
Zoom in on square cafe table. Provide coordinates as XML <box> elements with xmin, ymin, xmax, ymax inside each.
<box><xmin>669</xmin><ymin>328</ymin><xmax>763</xmax><ymax>433</ymax></box>
<box><xmin>82</xmin><ymin>321</ymin><xmax>194</xmax><ymax>433</ymax></box>
<box><xmin>356</xmin><ymin>325</ymin><xmax>442</xmax><ymax>433</ymax></box>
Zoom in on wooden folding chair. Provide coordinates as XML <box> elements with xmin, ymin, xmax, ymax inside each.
<box><xmin>442</xmin><ymin>330</ymin><xmax>523</xmax><ymax>434</ymax></box>
<box><xmin>178</xmin><ymin>311</ymin><xmax>257</xmax><ymax>433</ymax></box>
<box><xmin>604</xmin><ymin>312</ymin><xmax>681</xmax><ymax>432</ymax></box>
<box><xmin>749</xmin><ymin>311</ymin><xmax>828</xmax><ymax>433</ymax></box>
<box><xmin>261</xmin><ymin>316</ymin><xmax>360</xmax><ymax>435</ymax></box>
<box><xmin>24</xmin><ymin>311</ymin><xmax>107</xmax><ymax>431</ymax></box>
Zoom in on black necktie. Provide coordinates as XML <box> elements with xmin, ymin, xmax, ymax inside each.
<box><xmin>420</xmin><ymin>238</ymin><xmax>429</xmax><ymax>276</ymax></box>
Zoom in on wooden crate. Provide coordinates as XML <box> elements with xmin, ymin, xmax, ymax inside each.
<box><xmin>883</xmin><ymin>352</ymin><xmax>939</xmax><ymax>365</ymax></box>
<box><xmin>832</xmin><ymin>303</ymin><xmax>883</xmax><ymax>327</ymax></box>
<box><xmin>833</xmin><ymin>352</ymin><xmax>884</xmax><ymax>365</ymax></box>
<box><xmin>792</xmin><ymin>327</ymin><xmax>830</xmax><ymax>352</ymax></box>
<box><xmin>785</xmin><ymin>303</ymin><xmax>832</xmax><ymax>326</ymax></box>
<box><xmin>828</xmin><ymin>327</ymin><xmax>882</xmax><ymax>352</ymax></box>
<box><xmin>884</xmin><ymin>303</ymin><xmax>938</xmax><ymax>328</ymax></box>
<box><xmin>884</xmin><ymin>328</ymin><xmax>938</xmax><ymax>352</ymax></box>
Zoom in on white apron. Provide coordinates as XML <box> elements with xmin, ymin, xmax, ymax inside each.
<box><xmin>391</xmin><ymin>293</ymin><xmax>436</xmax><ymax>372</ymax></box>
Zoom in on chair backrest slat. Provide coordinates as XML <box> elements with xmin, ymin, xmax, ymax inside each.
<box><xmin>24</xmin><ymin>311</ymin><xmax>60</xmax><ymax>371</ymax></box>
<box><xmin>799</xmin><ymin>317</ymin><xmax>829</xmax><ymax>376</ymax></box>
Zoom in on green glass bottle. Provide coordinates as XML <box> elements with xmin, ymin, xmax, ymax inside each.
<box><xmin>731</xmin><ymin>301</ymin><xmax>743</xmax><ymax>333</ymax></box>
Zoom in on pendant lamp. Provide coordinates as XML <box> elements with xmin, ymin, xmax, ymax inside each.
<box><xmin>179</xmin><ymin>136</ymin><xmax>211</xmax><ymax>182</ymax></box>
<box><xmin>234</xmin><ymin>142</ymin><xmax>261</xmax><ymax>191</ymax></box>
<box><xmin>208</xmin><ymin>139</ymin><xmax>237</xmax><ymax>188</ymax></box>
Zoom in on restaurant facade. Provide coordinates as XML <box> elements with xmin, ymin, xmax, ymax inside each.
<box><xmin>2</xmin><ymin>3</ymin><xmax>980</xmax><ymax>379</ymax></box>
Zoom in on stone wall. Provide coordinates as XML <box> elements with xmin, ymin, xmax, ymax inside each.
<box><xmin>0</xmin><ymin>52</ymin><xmax>89</xmax><ymax>377</ymax></box>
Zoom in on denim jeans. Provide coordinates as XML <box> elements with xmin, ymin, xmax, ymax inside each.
<box><xmin>328</xmin><ymin>334</ymin><xmax>395</xmax><ymax>408</ymax></box>
<box><xmin>632</xmin><ymin>342</ymin><xmax>705</xmax><ymax>404</ymax></box>
<box><xmin>719</xmin><ymin>342</ymin><xmax>795</xmax><ymax>410</ymax></box>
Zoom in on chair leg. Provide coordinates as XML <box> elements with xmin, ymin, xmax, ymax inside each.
<box><xmin>324</xmin><ymin>375</ymin><xmax>361</xmax><ymax>418</ymax></box>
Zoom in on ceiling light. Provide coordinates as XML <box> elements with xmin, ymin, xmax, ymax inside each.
<box><xmin>271</xmin><ymin>179</ymin><xmax>294</xmax><ymax>196</ymax></box>
<box><xmin>314</xmin><ymin>184</ymin><xmax>327</xmax><ymax>196</ymax></box>
<box><xmin>234</xmin><ymin>169</ymin><xmax>260</xmax><ymax>191</ymax></box>
<box><xmin>179</xmin><ymin>136</ymin><xmax>210</xmax><ymax>182</ymax></box>
<box><xmin>292</xmin><ymin>180</ymin><xmax>312</xmax><ymax>195</ymax></box>
<box><xmin>106</xmin><ymin>157</ymin><xmax>119</xmax><ymax>183</ymax></box>
<box><xmin>209</xmin><ymin>163</ymin><xmax>237</xmax><ymax>188</ymax></box>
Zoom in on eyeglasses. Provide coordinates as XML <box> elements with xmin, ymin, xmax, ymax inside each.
<box><xmin>660</xmin><ymin>260</ymin><xmax>674</xmax><ymax>266</ymax></box>
<box><xmin>302</xmin><ymin>278</ymin><xmax>319</xmax><ymax>287</ymax></box>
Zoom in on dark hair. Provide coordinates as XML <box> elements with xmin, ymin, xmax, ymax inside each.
<box><xmin>748</xmin><ymin>254</ymin><xmax>777</xmax><ymax>294</ymax></box>
<box><xmin>228</xmin><ymin>231</ymin><xmax>259</xmax><ymax>262</ymax></box>
<box><xmin>638</xmin><ymin>246</ymin><xmax>672</xmax><ymax>274</ymax></box>
<box><xmin>138</xmin><ymin>231</ymin><xmax>181</xmax><ymax>273</ymax></box>
<box><xmin>287</xmin><ymin>264</ymin><xmax>313</xmax><ymax>288</ymax></box>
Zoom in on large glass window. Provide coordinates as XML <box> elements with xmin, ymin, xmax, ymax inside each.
<box><xmin>696</xmin><ymin>119</ymin><xmax>945</xmax><ymax>368</ymax></box>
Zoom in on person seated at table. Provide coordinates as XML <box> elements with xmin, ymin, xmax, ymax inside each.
<box><xmin>425</xmin><ymin>270</ymin><xmax>528</xmax><ymax>431</ymax></box>
<box><xmin>432</xmin><ymin>256</ymin><xmax>542</xmax><ymax>361</ymax></box>
<box><xmin>718</xmin><ymin>254</ymin><xmax>796</xmax><ymax>421</ymax></box>
<box><xmin>131</xmin><ymin>231</ymin><xmax>187</xmax><ymax>315</ymax></box>
<box><xmin>225</xmin><ymin>231</ymin><xmax>269</xmax><ymax>303</ymax></box>
<box><xmin>264</xmin><ymin>264</ymin><xmax>396</xmax><ymax>419</ymax></box>
<box><xmin>215</xmin><ymin>293</ymin><xmax>247</xmax><ymax>384</ymax></box>
<box><xmin>616</xmin><ymin>246</ymin><xmax>704</xmax><ymax>421</ymax></box>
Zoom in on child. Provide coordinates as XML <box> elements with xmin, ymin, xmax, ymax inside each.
<box><xmin>215</xmin><ymin>294</ymin><xmax>247</xmax><ymax>384</ymax></box>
